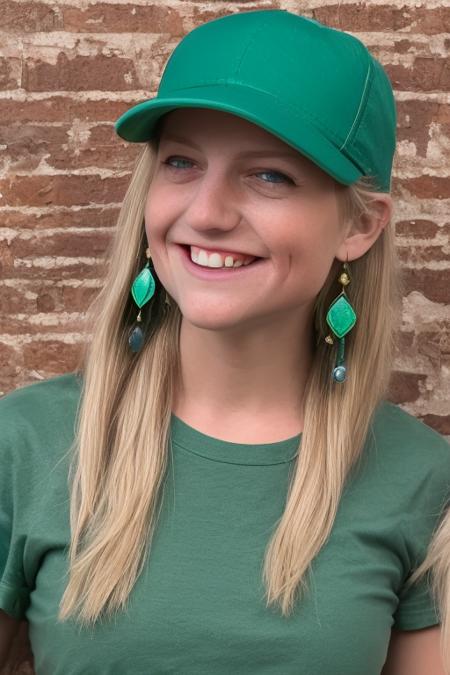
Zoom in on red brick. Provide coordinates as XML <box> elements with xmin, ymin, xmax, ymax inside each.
<box><xmin>385</xmin><ymin>58</ymin><xmax>449</xmax><ymax>93</ymax></box>
<box><xmin>1</xmin><ymin>1</ymin><xmax>62</xmax><ymax>32</ymax></box>
<box><xmin>394</xmin><ymin>176</ymin><xmax>450</xmax><ymax>200</ymax></box>
<box><xmin>1</xmin><ymin>260</ymin><xmax>106</xmax><ymax>281</ymax></box>
<box><xmin>313</xmin><ymin>5</ymin><xmax>450</xmax><ymax>34</ymax></box>
<box><xmin>190</xmin><ymin>5</ymin><xmax>278</xmax><ymax>26</ymax></box>
<box><xmin>8</xmin><ymin>231</ymin><xmax>111</xmax><ymax>258</ymax></box>
<box><xmin>397</xmin><ymin>245</ymin><xmax>449</xmax><ymax>266</ymax></box>
<box><xmin>420</xmin><ymin>414</ymin><xmax>450</xmax><ymax>435</ymax></box>
<box><xmin>401</xmin><ymin>269</ymin><xmax>450</xmax><ymax>304</ymax></box>
<box><xmin>62</xmin><ymin>285</ymin><xmax>100</xmax><ymax>312</ymax></box>
<box><xmin>36</xmin><ymin>291</ymin><xmax>57</xmax><ymax>312</ymax></box>
<box><xmin>393</xmin><ymin>330</ymin><xmax>415</xmax><ymax>354</ymax></box>
<box><xmin>0</xmin><ymin>175</ymin><xmax>129</xmax><ymax>207</ymax></box>
<box><xmin>397</xmin><ymin>100</ymin><xmax>450</xmax><ymax>157</ymax></box>
<box><xmin>440</xmin><ymin>325</ymin><xmax>450</xmax><ymax>355</ymax></box>
<box><xmin>0</xmin><ymin>97</ymin><xmax>135</xmax><ymax>124</ymax></box>
<box><xmin>0</xmin><ymin>313</ymin><xmax>88</xmax><ymax>334</ymax></box>
<box><xmin>0</xmin><ymin>285</ymin><xmax>38</xmax><ymax>313</ymax></box>
<box><xmin>23</xmin><ymin>340</ymin><xmax>84</xmax><ymax>372</ymax></box>
<box><xmin>0</xmin><ymin>344</ymin><xmax>22</xmax><ymax>389</ymax></box>
<box><xmin>51</xmin><ymin>124</ymin><xmax>138</xmax><ymax>172</ymax></box>
<box><xmin>0</xmin><ymin>239</ymin><xmax>14</xmax><ymax>269</ymax></box>
<box><xmin>1</xmin><ymin>207</ymin><xmax>120</xmax><ymax>230</ymax></box>
<box><xmin>417</xmin><ymin>322</ymin><xmax>450</xmax><ymax>355</ymax></box>
<box><xmin>0</xmin><ymin>282</ymin><xmax>99</xmax><ymax>315</ymax></box>
<box><xmin>395</xmin><ymin>220</ymin><xmax>439</xmax><ymax>239</ymax></box>
<box><xmin>0</xmin><ymin>56</ymin><xmax>21</xmax><ymax>90</ymax></box>
<box><xmin>0</xmin><ymin>124</ymin><xmax>68</xmax><ymax>172</ymax></box>
<box><xmin>1</xmin><ymin>120</ymin><xmax>148</xmax><ymax>171</ymax></box>
<box><xmin>388</xmin><ymin>370</ymin><xmax>426</xmax><ymax>404</ymax></box>
<box><xmin>417</xmin><ymin>330</ymin><xmax>443</xmax><ymax>361</ymax></box>
<box><xmin>23</xmin><ymin>53</ymin><xmax>141</xmax><ymax>93</ymax></box>
<box><xmin>63</xmin><ymin>3</ymin><xmax>184</xmax><ymax>35</ymax></box>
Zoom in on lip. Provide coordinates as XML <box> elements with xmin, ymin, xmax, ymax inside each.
<box><xmin>175</xmin><ymin>244</ymin><xmax>266</xmax><ymax>280</ymax></box>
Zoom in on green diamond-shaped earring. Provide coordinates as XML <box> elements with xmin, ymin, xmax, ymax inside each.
<box><xmin>324</xmin><ymin>259</ymin><xmax>357</xmax><ymax>383</ymax></box>
<box><xmin>128</xmin><ymin>247</ymin><xmax>156</xmax><ymax>353</ymax></box>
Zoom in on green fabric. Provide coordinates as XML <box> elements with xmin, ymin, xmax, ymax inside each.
<box><xmin>114</xmin><ymin>10</ymin><xmax>397</xmax><ymax>192</ymax></box>
<box><xmin>1</xmin><ymin>373</ymin><xmax>449</xmax><ymax>675</ymax></box>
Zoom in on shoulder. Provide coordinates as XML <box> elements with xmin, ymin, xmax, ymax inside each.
<box><xmin>360</xmin><ymin>400</ymin><xmax>450</xmax><ymax>512</ymax></box>
<box><xmin>0</xmin><ymin>372</ymin><xmax>83</xmax><ymax>466</ymax></box>
<box><xmin>371</xmin><ymin>400</ymin><xmax>450</xmax><ymax>466</ymax></box>
<box><xmin>0</xmin><ymin>371</ymin><xmax>82</xmax><ymax>421</ymax></box>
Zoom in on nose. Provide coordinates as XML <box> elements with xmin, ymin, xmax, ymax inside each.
<box><xmin>183</xmin><ymin>166</ymin><xmax>241</xmax><ymax>236</ymax></box>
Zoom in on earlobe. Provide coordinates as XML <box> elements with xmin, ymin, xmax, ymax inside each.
<box><xmin>336</xmin><ymin>193</ymin><xmax>393</xmax><ymax>262</ymax></box>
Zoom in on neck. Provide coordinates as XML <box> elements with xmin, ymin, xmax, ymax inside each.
<box><xmin>172</xmin><ymin>309</ymin><xmax>314</xmax><ymax>439</ymax></box>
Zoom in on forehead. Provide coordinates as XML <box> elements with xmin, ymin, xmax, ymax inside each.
<box><xmin>157</xmin><ymin>108</ymin><xmax>329</xmax><ymax>176</ymax></box>
<box><xmin>160</xmin><ymin>107</ymin><xmax>283</xmax><ymax>142</ymax></box>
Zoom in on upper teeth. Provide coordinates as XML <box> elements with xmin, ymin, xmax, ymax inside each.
<box><xmin>190</xmin><ymin>246</ymin><xmax>256</xmax><ymax>268</ymax></box>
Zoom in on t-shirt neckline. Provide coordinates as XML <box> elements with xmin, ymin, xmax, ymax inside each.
<box><xmin>170</xmin><ymin>413</ymin><xmax>301</xmax><ymax>465</ymax></box>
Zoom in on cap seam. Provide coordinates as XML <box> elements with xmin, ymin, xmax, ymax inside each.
<box><xmin>340</xmin><ymin>56</ymin><xmax>373</xmax><ymax>151</ymax></box>
<box><xmin>163</xmin><ymin>81</ymin><xmax>344</xmax><ymax>147</ymax></box>
<box><xmin>234</xmin><ymin>17</ymin><xmax>271</xmax><ymax>81</ymax></box>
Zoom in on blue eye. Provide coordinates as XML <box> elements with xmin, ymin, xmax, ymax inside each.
<box><xmin>257</xmin><ymin>170</ymin><xmax>292</xmax><ymax>184</ymax></box>
<box><xmin>162</xmin><ymin>156</ymin><xmax>294</xmax><ymax>185</ymax></box>
<box><xmin>162</xmin><ymin>156</ymin><xmax>193</xmax><ymax>170</ymax></box>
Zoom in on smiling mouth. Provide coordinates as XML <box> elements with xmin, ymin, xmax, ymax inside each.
<box><xmin>179</xmin><ymin>244</ymin><xmax>264</xmax><ymax>269</ymax></box>
<box><xmin>177</xmin><ymin>244</ymin><xmax>265</xmax><ymax>274</ymax></box>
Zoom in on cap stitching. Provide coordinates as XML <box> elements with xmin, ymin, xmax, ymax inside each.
<box><xmin>340</xmin><ymin>57</ymin><xmax>373</xmax><ymax>151</ymax></box>
<box><xmin>164</xmin><ymin>81</ymin><xmax>344</xmax><ymax>146</ymax></box>
<box><xmin>233</xmin><ymin>18</ymin><xmax>270</xmax><ymax>81</ymax></box>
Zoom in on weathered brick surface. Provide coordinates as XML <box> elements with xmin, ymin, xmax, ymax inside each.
<box><xmin>313</xmin><ymin>5</ymin><xmax>450</xmax><ymax>33</ymax></box>
<box><xmin>0</xmin><ymin>174</ymin><xmax>129</xmax><ymax>207</ymax></box>
<box><xmin>1</xmin><ymin>206</ymin><xmax>120</xmax><ymax>230</ymax></box>
<box><xmin>63</xmin><ymin>3</ymin><xmax>185</xmax><ymax>35</ymax></box>
<box><xmin>23</xmin><ymin>52</ymin><xmax>142</xmax><ymax>93</ymax></box>
<box><xmin>0</xmin><ymin>123</ymin><xmax>138</xmax><ymax>174</ymax></box>
<box><xmin>0</xmin><ymin>0</ymin><xmax>448</xmax><ymax>419</ymax></box>
<box><xmin>0</xmin><ymin>96</ymin><xmax>133</xmax><ymax>124</ymax></box>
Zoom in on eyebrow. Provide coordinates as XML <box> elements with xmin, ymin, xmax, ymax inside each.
<box><xmin>159</xmin><ymin>132</ymin><xmax>305</xmax><ymax>162</ymax></box>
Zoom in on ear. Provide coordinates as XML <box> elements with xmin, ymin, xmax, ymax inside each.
<box><xmin>335</xmin><ymin>193</ymin><xmax>393</xmax><ymax>262</ymax></box>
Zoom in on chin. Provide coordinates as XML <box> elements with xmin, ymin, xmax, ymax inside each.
<box><xmin>177</xmin><ymin>299</ymin><xmax>253</xmax><ymax>332</ymax></box>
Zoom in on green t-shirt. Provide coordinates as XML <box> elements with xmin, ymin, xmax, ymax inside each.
<box><xmin>1</xmin><ymin>373</ymin><xmax>450</xmax><ymax>675</ymax></box>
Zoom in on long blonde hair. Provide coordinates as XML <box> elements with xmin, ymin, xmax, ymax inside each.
<box><xmin>408</xmin><ymin>508</ymin><xmax>450</xmax><ymax>673</ymax></box>
<box><xmin>59</xmin><ymin>139</ymin><xmax>402</xmax><ymax>627</ymax></box>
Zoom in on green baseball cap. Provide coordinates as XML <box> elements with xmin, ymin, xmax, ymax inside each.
<box><xmin>114</xmin><ymin>9</ymin><xmax>397</xmax><ymax>192</ymax></box>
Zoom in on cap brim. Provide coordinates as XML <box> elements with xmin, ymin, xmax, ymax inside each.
<box><xmin>114</xmin><ymin>85</ymin><xmax>363</xmax><ymax>187</ymax></box>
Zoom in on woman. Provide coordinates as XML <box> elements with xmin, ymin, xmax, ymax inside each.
<box><xmin>1</xmin><ymin>9</ymin><xmax>449</xmax><ymax>675</ymax></box>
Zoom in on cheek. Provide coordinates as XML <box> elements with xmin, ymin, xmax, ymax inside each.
<box><xmin>144</xmin><ymin>188</ymin><xmax>169</xmax><ymax>246</ymax></box>
<box><xmin>276</xmin><ymin>220</ymin><xmax>341</xmax><ymax>293</ymax></box>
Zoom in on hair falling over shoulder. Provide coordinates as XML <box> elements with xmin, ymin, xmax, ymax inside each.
<box><xmin>407</xmin><ymin>506</ymin><xmax>450</xmax><ymax>673</ymax></box>
<box><xmin>57</xmin><ymin>140</ymin><xmax>448</xmax><ymax>672</ymax></box>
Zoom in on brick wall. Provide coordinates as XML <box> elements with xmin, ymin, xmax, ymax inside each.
<box><xmin>1</xmin><ymin>1</ymin><xmax>449</xmax><ymax>430</ymax></box>
<box><xmin>0</xmin><ymin>1</ymin><xmax>449</xmax><ymax>668</ymax></box>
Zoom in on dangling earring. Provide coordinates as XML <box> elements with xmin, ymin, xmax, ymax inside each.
<box><xmin>324</xmin><ymin>257</ymin><xmax>357</xmax><ymax>382</ymax></box>
<box><xmin>128</xmin><ymin>246</ymin><xmax>156</xmax><ymax>353</ymax></box>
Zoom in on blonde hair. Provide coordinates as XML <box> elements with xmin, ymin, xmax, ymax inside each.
<box><xmin>59</xmin><ymin>140</ymin><xmax>402</xmax><ymax>628</ymax></box>
<box><xmin>407</xmin><ymin>508</ymin><xmax>450</xmax><ymax>673</ymax></box>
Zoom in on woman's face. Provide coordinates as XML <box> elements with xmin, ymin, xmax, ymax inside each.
<box><xmin>145</xmin><ymin>107</ymin><xmax>350</xmax><ymax>332</ymax></box>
